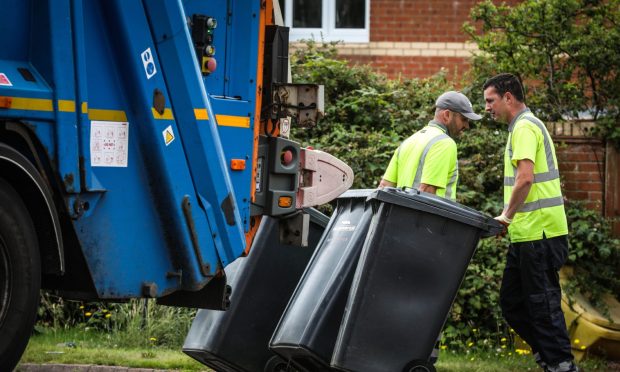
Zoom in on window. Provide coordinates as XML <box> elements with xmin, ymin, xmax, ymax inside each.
<box><xmin>278</xmin><ymin>0</ymin><xmax>370</xmax><ymax>43</ymax></box>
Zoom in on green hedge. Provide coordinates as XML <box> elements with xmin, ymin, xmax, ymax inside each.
<box><xmin>290</xmin><ymin>40</ymin><xmax>619</xmax><ymax>349</ymax></box>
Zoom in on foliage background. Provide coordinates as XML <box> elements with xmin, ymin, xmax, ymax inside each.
<box><xmin>289</xmin><ymin>35</ymin><xmax>619</xmax><ymax>348</ymax></box>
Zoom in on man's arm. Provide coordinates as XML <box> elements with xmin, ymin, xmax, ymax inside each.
<box><xmin>378</xmin><ymin>179</ymin><xmax>396</xmax><ymax>189</ymax></box>
<box><xmin>419</xmin><ymin>183</ymin><xmax>438</xmax><ymax>194</ymax></box>
<box><xmin>496</xmin><ymin>159</ymin><xmax>534</xmax><ymax>227</ymax></box>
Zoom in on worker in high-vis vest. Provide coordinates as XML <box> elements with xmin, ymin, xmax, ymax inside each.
<box><xmin>379</xmin><ymin>91</ymin><xmax>482</xmax><ymax>198</ymax></box>
<box><xmin>483</xmin><ymin>73</ymin><xmax>577</xmax><ymax>372</ymax></box>
<box><xmin>379</xmin><ymin>91</ymin><xmax>482</xmax><ymax>365</ymax></box>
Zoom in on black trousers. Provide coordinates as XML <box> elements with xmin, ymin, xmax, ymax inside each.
<box><xmin>499</xmin><ymin>234</ymin><xmax>574</xmax><ymax>366</ymax></box>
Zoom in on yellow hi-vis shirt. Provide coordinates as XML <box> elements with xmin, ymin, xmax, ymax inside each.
<box><xmin>383</xmin><ymin>120</ymin><xmax>458</xmax><ymax>200</ymax></box>
<box><xmin>504</xmin><ymin>108</ymin><xmax>568</xmax><ymax>242</ymax></box>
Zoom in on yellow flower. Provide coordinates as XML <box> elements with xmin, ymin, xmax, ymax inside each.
<box><xmin>440</xmin><ymin>345</ymin><xmax>447</xmax><ymax>350</ymax></box>
<box><xmin>573</xmin><ymin>339</ymin><xmax>580</xmax><ymax>344</ymax></box>
<box><xmin>105</xmin><ymin>313</ymin><xmax>112</xmax><ymax>319</ymax></box>
<box><xmin>79</xmin><ymin>305</ymin><xmax>84</xmax><ymax>309</ymax></box>
<box><xmin>102</xmin><ymin>309</ymin><xmax>108</xmax><ymax>313</ymax></box>
<box><xmin>508</xmin><ymin>352</ymin><xmax>512</xmax><ymax>356</ymax></box>
<box><xmin>501</xmin><ymin>337</ymin><xmax>507</xmax><ymax>342</ymax></box>
<box><xmin>468</xmin><ymin>342</ymin><xmax>474</xmax><ymax>347</ymax></box>
<box><xmin>149</xmin><ymin>337</ymin><xmax>157</xmax><ymax>342</ymax></box>
<box><xmin>470</xmin><ymin>357</ymin><xmax>475</xmax><ymax>361</ymax></box>
<box><xmin>85</xmin><ymin>312</ymin><xmax>92</xmax><ymax>317</ymax></box>
<box><xmin>580</xmin><ymin>346</ymin><xmax>586</xmax><ymax>350</ymax></box>
<box><xmin>472</xmin><ymin>328</ymin><xmax>478</xmax><ymax>333</ymax></box>
<box><xmin>501</xmin><ymin>345</ymin><xmax>507</xmax><ymax>349</ymax></box>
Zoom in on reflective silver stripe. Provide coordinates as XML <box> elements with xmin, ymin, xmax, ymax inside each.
<box><xmin>412</xmin><ymin>133</ymin><xmax>450</xmax><ymax>188</ymax></box>
<box><xmin>523</xmin><ymin>116</ymin><xmax>556</xmax><ymax>173</ymax></box>
<box><xmin>504</xmin><ymin>196</ymin><xmax>564</xmax><ymax>213</ymax></box>
<box><xmin>444</xmin><ymin>161</ymin><xmax>458</xmax><ymax>199</ymax></box>
<box><xmin>503</xmin><ymin>169</ymin><xmax>560</xmax><ymax>186</ymax></box>
<box><xmin>504</xmin><ymin>115</ymin><xmax>560</xmax><ymax>187</ymax></box>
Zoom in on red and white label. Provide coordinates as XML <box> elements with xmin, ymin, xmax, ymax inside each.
<box><xmin>0</xmin><ymin>73</ymin><xmax>12</xmax><ymax>86</ymax></box>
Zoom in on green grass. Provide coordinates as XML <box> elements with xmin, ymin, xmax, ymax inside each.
<box><xmin>19</xmin><ymin>327</ymin><xmax>615</xmax><ymax>372</ymax></box>
<box><xmin>19</xmin><ymin>328</ymin><xmax>210</xmax><ymax>371</ymax></box>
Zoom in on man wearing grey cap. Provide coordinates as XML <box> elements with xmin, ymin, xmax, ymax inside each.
<box><xmin>379</xmin><ymin>91</ymin><xmax>482</xmax><ymax>201</ymax></box>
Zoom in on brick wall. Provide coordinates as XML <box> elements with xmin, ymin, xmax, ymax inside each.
<box><xmin>556</xmin><ymin>139</ymin><xmax>606</xmax><ymax>213</ymax></box>
<box><xmin>334</xmin><ymin>0</ymin><xmax>521</xmax><ymax>79</ymax></box>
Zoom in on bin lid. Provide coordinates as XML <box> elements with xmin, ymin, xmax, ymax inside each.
<box><xmin>370</xmin><ymin>187</ymin><xmax>503</xmax><ymax>237</ymax></box>
<box><xmin>338</xmin><ymin>189</ymin><xmax>376</xmax><ymax>199</ymax></box>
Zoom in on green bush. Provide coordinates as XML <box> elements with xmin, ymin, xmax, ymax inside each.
<box><xmin>464</xmin><ymin>0</ymin><xmax>620</xmax><ymax>148</ymax></box>
<box><xmin>289</xmin><ymin>40</ymin><xmax>619</xmax><ymax>350</ymax></box>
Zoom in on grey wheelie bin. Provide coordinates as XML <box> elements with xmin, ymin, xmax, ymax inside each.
<box><xmin>183</xmin><ymin>209</ymin><xmax>329</xmax><ymax>372</ymax></box>
<box><xmin>331</xmin><ymin>187</ymin><xmax>503</xmax><ymax>372</ymax></box>
<box><xmin>269</xmin><ymin>190</ymin><xmax>374</xmax><ymax>372</ymax></box>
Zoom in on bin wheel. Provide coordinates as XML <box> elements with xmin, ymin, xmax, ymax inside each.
<box><xmin>264</xmin><ymin>355</ymin><xmax>294</xmax><ymax>372</ymax></box>
<box><xmin>0</xmin><ymin>178</ymin><xmax>41</xmax><ymax>372</ymax></box>
<box><xmin>403</xmin><ymin>359</ymin><xmax>436</xmax><ymax>372</ymax></box>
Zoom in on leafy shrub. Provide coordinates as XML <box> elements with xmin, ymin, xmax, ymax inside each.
<box><xmin>289</xmin><ymin>40</ymin><xmax>619</xmax><ymax>350</ymax></box>
<box><xmin>464</xmin><ymin>0</ymin><xmax>620</xmax><ymax>148</ymax></box>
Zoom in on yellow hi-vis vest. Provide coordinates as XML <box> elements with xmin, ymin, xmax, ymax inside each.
<box><xmin>383</xmin><ymin>121</ymin><xmax>458</xmax><ymax>200</ymax></box>
<box><xmin>504</xmin><ymin>108</ymin><xmax>568</xmax><ymax>242</ymax></box>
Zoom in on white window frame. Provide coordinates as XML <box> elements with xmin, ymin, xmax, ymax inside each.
<box><xmin>282</xmin><ymin>0</ymin><xmax>370</xmax><ymax>43</ymax></box>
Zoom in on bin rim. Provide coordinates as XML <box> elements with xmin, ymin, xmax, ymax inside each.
<box><xmin>337</xmin><ymin>189</ymin><xmax>376</xmax><ymax>200</ymax></box>
<box><xmin>371</xmin><ymin>187</ymin><xmax>503</xmax><ymax>237</ymax></box>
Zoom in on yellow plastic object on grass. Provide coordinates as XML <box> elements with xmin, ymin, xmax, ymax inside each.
<box><xmin>560</xmin><ymin>267</ymin><xmax>620</xmax><ymax>361</ymax></box>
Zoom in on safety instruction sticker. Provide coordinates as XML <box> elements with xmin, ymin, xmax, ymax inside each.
<box><xmin>90</xmin><ymin>121</ymin><xmax>129</xmax><ymax>167</ymax></box>
<box><xmin>141</xmin><ymin>48</ymin><xmax>157</xmax><ymax>80</ymax></box>
<box><xmin>0</xmin><ymin>73</ymin><xmax>12</xmax><ymax>86</ymax></box>
<box><xmin>163</xmin><ymin>125</ymin><xmax>175</xmax><ymax>146</ymax></box>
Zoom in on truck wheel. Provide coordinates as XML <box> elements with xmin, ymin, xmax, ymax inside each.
<box><xmin>0</xmin><ymin>178</ymin><xmax>41</xmax><ymax>372</ymax></box>
<box><xmin>403</xmin><ymin>359</ymin><xmax>437</xmax><ymax>372</ymax></box>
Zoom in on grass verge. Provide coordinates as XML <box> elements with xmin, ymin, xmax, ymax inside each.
<box><xmin>19</xmin><ymin>327</ymin><xmax>615</xmax><ymax>372</ymax></box>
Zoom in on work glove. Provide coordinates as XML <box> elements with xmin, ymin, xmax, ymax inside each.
<box><xmin>494</xmin><ymin>214</ymin><xmax>512</xmax><ymax>237</ymax></box>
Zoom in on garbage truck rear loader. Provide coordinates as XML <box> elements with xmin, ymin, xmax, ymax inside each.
<box><xmin>0</xmin><ymin>1</ymin><xmax>352</xmax><ymax>370</ymax></box>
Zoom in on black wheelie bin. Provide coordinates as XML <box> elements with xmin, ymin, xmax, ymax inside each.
<box><xmin>183</xmin><ymin>209</ymin><xmax>329</xmax><ymax>372</ymax></box>
<box><xmin>269</xmin><ymin>189</ymin><xmax>374</xmax><ymax>372</ymax></box>
<box><xmin>331</xmin><ymin>187</ymin><xmax>503</xmax><ymax>372</ymax></box>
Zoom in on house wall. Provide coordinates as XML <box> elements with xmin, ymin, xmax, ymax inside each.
<box><xmin>336</xmin><ymin>0</ymin><xmax>521</xmax><ymax>79</ymax></box>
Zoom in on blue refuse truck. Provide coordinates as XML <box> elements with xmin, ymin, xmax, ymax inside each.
<box><xmin>0</xmin><ymin>1</ymin><xmax>352</xmax><ymax>370</ymax></box>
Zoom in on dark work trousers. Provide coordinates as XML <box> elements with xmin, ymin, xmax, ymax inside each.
<box><xmin>499</xmin><ymin>234</ymin><xmax>574</xmax><ymax>366</ymax></box>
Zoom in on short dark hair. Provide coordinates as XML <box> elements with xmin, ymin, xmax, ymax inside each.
<box><xmin>483</xmin><ymin>73</ymin><xmax>525</xmax><ymax>102</ymax></box>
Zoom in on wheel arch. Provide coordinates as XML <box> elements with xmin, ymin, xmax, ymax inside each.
<box><xmin>0</xmin><ymin>130</ymin><xmax>64</xmax><ymax>276</ymax></box>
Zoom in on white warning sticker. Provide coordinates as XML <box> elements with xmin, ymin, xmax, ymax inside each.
<box><xmin>90</xmin><ymin>121</ymin><xmax>129</xmax><ymax>167</ymax></box>
<box><xmin>163</xmin><ymin>125</ymin><xmax>175</xmax><ymax>146</ymax></box>
<box><xmin>141</xmin><ymin>48</ymin><xmax>157</xmax><ymax>80</ymax></box>
<box><xmin>0</xmin><ymin>73</ymin><xmax>12</xmax><ymax>86</ymax></box>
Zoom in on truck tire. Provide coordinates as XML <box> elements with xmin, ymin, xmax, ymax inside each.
<box><xmin>0</xmin><ymin>178</ymin><xmax>41</xmax><ymax>372</ymax></box>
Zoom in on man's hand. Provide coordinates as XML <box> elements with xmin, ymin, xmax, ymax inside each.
<box><xmin>494</xmin><ymin>214</ymin><xmax>512</xmax><ymax>237</ymax></box>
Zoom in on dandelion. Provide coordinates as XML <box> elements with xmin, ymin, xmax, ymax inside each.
<box><xmin>105</xmin><ymin>313</ymin><xmax>112</xmax><ymax>319</ymax></box>
<box><xmin>501</xmin><ymin>337</ymin><xmax>507</xmax><ymax>342</ymax></box>
<box><xmin>85</xmin><ymin>312</ymin><xmax>92</xmax><ymax>317</ymax></box>
<box><xmin>472</xmin><ymin>328</ymin><xmax>478</xmax><ymax>333</ymax></box>
<box><xmin>102</xmin><ymin>309</ymin><xmax>108</xmax><ymax>313</ymax></box>
<box><xmin>508</xmin><ymin>352</ymin><xmax>512</xmax><ymax>356</ymax></box>
<box><xmin>501</xmin><ymin>345</ymin><xmax>507</xmax><ymax>349</ymax></box>
<box><xmin>149</xmin><ymin>337</ymin><xmax>157</xmax><ymax>342</ymax></box>
<box><xmin>573</xmin><ymin>339</ymin><xmax>580</xmax><ymax>344</ymax></box>
<box><xmin>470</xmin><ymin>357</ymin><xmax>475</xmax><ymax>361</ymax></box>
<box><xmin>580</xmin><ymin>346</ymin><xmax>586</xmax><ymax>350</ymax></box>
<box><xmin>79</xmin><ymin>305</ymin><xmax>84</xmax><ymax>309</ymax></box>
<box><xmin>440</xmin><ymin>345</ymin><xmax>447</xmax><ymax>350</ymax></box>
<box><xmin>468</xmin><ymin>342</ymin><xmax>474</xmax><ymax>347</ymax></box>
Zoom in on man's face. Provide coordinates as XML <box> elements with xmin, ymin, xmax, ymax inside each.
<box><xmin>484</xmin><ymin>87</ymin><xmax>509</xmax><ymax>123</ymax></box>
<box><xmin>447</xmin><ymin>111</ymin><xmax>469</xmax><ymax>138</ymax></box>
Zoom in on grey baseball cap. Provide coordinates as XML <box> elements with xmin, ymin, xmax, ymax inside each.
<box><xmin>436</xmin><ymin>91</ymin><xmax>482</xmax><ymax>121</ymax></box>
